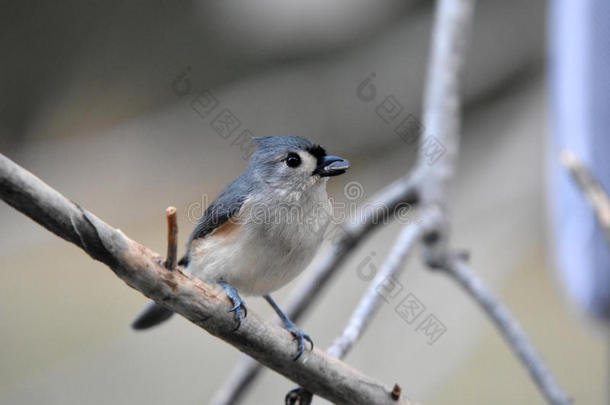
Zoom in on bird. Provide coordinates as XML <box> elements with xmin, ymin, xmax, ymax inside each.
<box><xmin>132</xmin><ymin>136</ymin><xmax>350</xmax><ymax>359</ymax></box>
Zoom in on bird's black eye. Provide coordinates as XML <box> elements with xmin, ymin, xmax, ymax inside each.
<box><xmin>285</xmin><ymin>152</ymin><xmax>301</xmax><ymax>168</ymax></box>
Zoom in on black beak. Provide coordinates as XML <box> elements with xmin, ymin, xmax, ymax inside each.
<box><xmin>314</xmin><ymin>155</ymin><xmax>350</xmax><ymax>177</ymax></box>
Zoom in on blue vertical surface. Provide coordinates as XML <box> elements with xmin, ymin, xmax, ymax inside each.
<box><xmin>549</xmin><ymin>0</ymin><xmax>610</xmax><ymax>321</ymax></box>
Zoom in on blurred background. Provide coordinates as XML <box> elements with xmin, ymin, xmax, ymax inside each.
<box><xmin>0</xmin><ymin>1</ymin><xmax>608</xmax><ymax>404</ymax></box>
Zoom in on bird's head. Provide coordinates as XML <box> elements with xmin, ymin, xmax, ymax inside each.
<box><xmin>248</xmin><ymin>136</ymin><xmax>349</xmax><ymax>191</ymax></box>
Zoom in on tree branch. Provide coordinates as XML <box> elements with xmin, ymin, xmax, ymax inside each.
<box><xmin>441</xmin><ymin>256</ymin><xmax>572</xmax><ymax>405</ymax></box>
<box><xmin>413</xmin><ymin>1</ymin><xmax>571</xmax><ymax>404</ymax></box>
<box><xmin>327</xmin><ymin>223</ymin><xmax>423</xmax><ymax>359</ymax></box>
<box><xmin>415</xmin><ymin>0</ymin><xmax>473</xmax><ymax>268</ymax></box>
<box><xmin>0</xmin><ymin>153</ymin><xmax>417</xmax><ymax>405</ymax></box>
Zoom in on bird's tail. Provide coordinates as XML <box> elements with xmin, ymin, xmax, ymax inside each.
<box><xmin>132</xmin><ymin>301</ymin><xmax>174</xmax><ymax>330</ymax></box>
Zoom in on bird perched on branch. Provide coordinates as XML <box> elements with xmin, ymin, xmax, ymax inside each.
<box><xmin>132</xmin><ymin>136</ymin><xmax>349</xmax><ymax>359</ymax></box>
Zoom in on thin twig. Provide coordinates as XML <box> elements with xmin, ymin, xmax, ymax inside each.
<box><xmin>560</xmin><ymin>149</ymin><xmax>610</xmax><ymax>244</ymax></box>
<box><xmin>391</xmin><ymin>384</ymin><xmax>402</xmax><ymax>401</ymax></box>
<box><xmin>165</xmin><ymin>206</ymin><xmax>178</xmax><ymax>270</ymax></box>
<box><xmin>285</xmin><ymin>224</ymin><xmax>424</xmax><ymax>404</ymax></box>
<box><xmin>327</xmin><ymin>223</ymin><xmax>423</xmax><ymax>359</ymax></box>
<box><xmin>211</xmin><ymin>176</ymin><xmax>418</xmax><ymax>405</ymax></box>
<box><xmin>210</xmin><ymin>356</ymin><xmax>261</xmax><ymax>405</ymax></box>
<box><xmin>0</xmin><ymin>153</ymin><xmax>415</xmax><ymax>405</ymax></box>
<box><xmin>443</xmin><ymin>257</ymin><xmax>572</xmax><ymax>405</ymax></box>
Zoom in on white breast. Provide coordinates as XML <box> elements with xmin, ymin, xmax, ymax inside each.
<box><xmin>188</xmin><ymin>181</ymin><xmax>332</xmax><ymax>296</ymax></box>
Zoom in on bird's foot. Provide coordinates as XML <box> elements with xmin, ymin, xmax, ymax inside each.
<box><xmin>282</xmin><ymin>318</ymin><xmax>314</xmax><ymax>361</ymax></box>
<box><xmin>219</xmin><ymin>281</ymin><xmax>247</xmax><ymax>331</ymax></box>
<box><xmin>285</xmin><ymin>387</ymin><xmax>313</xmax><ymax>405</ymax></box>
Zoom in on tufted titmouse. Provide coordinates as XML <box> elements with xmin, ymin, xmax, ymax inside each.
<box><xmin>132</xmin><ymin>136</ymin><xmax>349</xmax><ymax>359</ymax></box>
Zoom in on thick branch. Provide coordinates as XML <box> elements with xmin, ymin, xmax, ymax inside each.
<box><xmin>416</xmin><ymin>0</ymin><xmax>472</xmax><ymax>200</ymax></box>
<box><xmin>415</xmin><ymin>0</ymin><xmax>474</xmax><ymax>268</ymax></box>
<box><xmin>0</xmin><ymin>153</ymin><xmax>414</xmax><ymax>405</ymax></box>
<box><xmin>212</xmin><ymin>176</ymin><xmax>418</xmax><ymax>405</ymax></box>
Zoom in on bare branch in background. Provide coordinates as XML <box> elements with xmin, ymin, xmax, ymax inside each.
<box><xmin>442</xmin><ymin>257</ymin><xmax>572</xmax><ymax>404</ymax></box>
<box><xmin>561</xmin><ymin>149</ymin><xmax>610</xmax><ymax>244</ymax></box>
<box><xmin>414</xmin><ymin>0</ymin><xmax>571</xmax><ymax>404</ymax></box>
<box><xmin>326</xmin><ymin>223</ymin><xmax>423</xmax><ymax>359</ymax></box>
<box><xmin>211</xmin><ymin>357</ymin><xmax>262</xmax><ymax>405</ymax></box>
<box><xmin>414</xmin><ymin>0</ymin><xmax>474</xmax><ymax>268</ymax></box>
<box><xmin>0</xmin><ymin>154</ymin><xmax>417</xmax><ymax>405</ymax></box>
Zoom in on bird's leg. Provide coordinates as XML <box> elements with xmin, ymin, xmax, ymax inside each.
<box><xmin>219</xmin><ymin>281</ymin><xmax>247</xmax><ymax>331</ymax></box>
<box><xmin>264</xmin><ymin>295</ymin><xmax>313</xmax><ymax>360</ymax></box>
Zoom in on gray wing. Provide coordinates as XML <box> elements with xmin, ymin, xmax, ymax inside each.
<box><xmin>180</xmin><ymin>172</ymin><xmax>252</xmax><ymax>266</ymax></box>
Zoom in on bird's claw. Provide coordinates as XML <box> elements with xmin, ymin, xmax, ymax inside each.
<box><xmin>219</xmin><ymin>281</ymin><xmax>247</xmax><ymax>331</ymax></box>
<box><xmin>228</xmin><ymin>301</ymin><xmax>247</xmax><ymax>330</ymax></box>
<box><xmin>285</xmin><ymin>323</ymin><xmax>314</xmax><ymax>361</ymax></box>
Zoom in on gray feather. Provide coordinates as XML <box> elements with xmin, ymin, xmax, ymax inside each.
<box><xmin>186</xmin><ymin>172</ymin><xmax>253</xmax><ymax>256</ymax></box>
